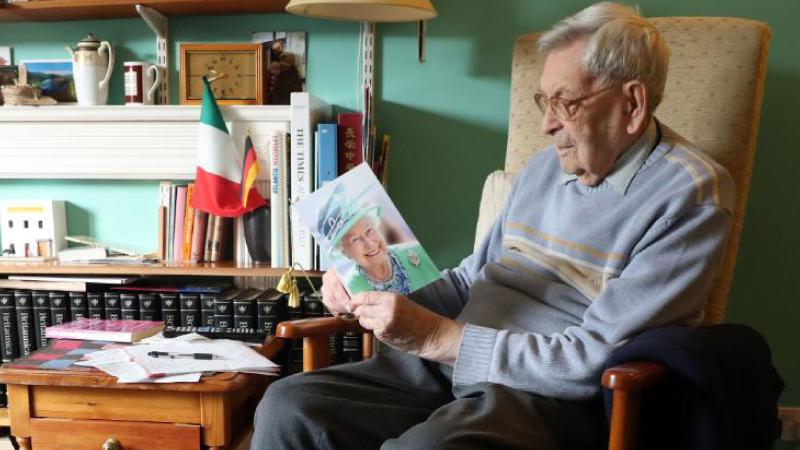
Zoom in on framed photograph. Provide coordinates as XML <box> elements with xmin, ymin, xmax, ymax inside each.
<box><xmin>0</xmin><ymin>65</ymin><xmax>19</xmax><ymax>105</ymax></box>
<box><xmin>294</xmin><ymin>163</ymin><xmax>441</xmax><ymax>296</ymax></box>
<box><xmin>253</xmin><ymin>31</ymin><xmax>306</xmax><ymax>105</ymax></box>
<box><xmin>0</xmin><ymin>65</ymin><xmax>18</xmax><ymax>85</ymax></box>
<box><xmin>0</xmin><ymin>46</ymin><xmax>11</xmax><ymax>65</ymax></box>
<box><xmin>179</xmin><ymin>43</ymin><xmax>263</xmax><ymax>105</ymax></box>
<box><xmin>19</xmin><ymin>59</ymin><xmax>77</xmax><ymax>103</ymax></box>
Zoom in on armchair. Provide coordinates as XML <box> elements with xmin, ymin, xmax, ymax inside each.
<box><xmin>268</xmin><ymin>16</ymin><xmax>771</xmax><ymax>450</ymax></box>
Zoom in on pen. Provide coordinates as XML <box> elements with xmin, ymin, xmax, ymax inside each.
<box><xmin>147</xmin><ymin>351</ymin><xmax>223</xmax><ymax>360</ymax></box>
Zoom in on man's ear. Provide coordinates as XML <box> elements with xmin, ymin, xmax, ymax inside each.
<box><xmin>624</xmin><ymin>80</ymin><xmax>648</xmax><ymax>134</ymax></box>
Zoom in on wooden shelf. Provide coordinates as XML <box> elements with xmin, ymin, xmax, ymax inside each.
<box><xmin>0</xmin><ymin>0</ymin><xmax>289</xmax><ymax>22</ymax></box>
<box><xmin>0</xmin><ymin>261</ymin><xmax>321</xmax><ymax>277</ymax></box>
<box><xmin>0</xmin><ymin>407</ymin><xmax>7</xmax><ymax>427</ymax></box>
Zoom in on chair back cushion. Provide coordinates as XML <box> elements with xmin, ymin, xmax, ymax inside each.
<box><xmin>477</xmin><ymin>17</ymin><xmax>770</xmax><ymax>325</ymax></box>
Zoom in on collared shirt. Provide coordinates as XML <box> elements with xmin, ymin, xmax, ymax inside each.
<box><xmin>560</xmin><ymin>118</ymin><xmax>659</xmax><ymax>195</ymax></box>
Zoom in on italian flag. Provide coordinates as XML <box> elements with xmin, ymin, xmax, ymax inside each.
<box><xmin>192</xmin><ymin>78</ymin><xmax>265</xmax><ymax>217</ymax></box>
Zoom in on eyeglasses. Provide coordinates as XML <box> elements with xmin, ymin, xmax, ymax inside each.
<box><xmin>534</xmin><ymin>85</ymin><xmax>616</xmax><ymax>121</ymax></box>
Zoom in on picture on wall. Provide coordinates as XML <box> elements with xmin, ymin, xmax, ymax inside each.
<box><xmin>0</xmin><ymin>46</ymin><xmax>11</xmax><ymax>65</ymax></box>
<box><xmin>253</xmin><ymin>31</ymin><xmax>306</xmax><ymax>105</ymax></box>
<box><xmin>20</xmin><ymin>59</ymin><xmax>77</xmax><ymax>103</ymax></box>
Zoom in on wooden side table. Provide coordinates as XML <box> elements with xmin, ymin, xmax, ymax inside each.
<box><xmin>0</xmin><ymin>339</ymin><xmax>282</xmax><ymax>450</ymax></box>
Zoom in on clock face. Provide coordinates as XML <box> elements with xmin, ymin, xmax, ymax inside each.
<box><xmin>180</xmin><ymin>44</ymin><xmax>263</xmax><ymax>105</ymax></box>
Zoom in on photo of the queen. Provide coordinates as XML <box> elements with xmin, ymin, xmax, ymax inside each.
<box><xmin>295</xmin><ymin>163</ymin><xmax>440</xmax><ymax>296</ymax></box>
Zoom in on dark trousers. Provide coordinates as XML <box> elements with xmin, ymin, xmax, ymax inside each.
<box><xmin>252</xmin><ymin>350</ymin><xmax>608</xmax><ymax>450</ymax></box>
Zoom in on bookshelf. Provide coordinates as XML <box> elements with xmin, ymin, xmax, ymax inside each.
<box><xmin>0</xmin><ymin>261</ymin><xmax>322</xmax><ymax>277</ymax></box>
<box><xmin>0</xmin><ymin>0</ymin><xmax>289</xmax><ymax>22</ymax></box>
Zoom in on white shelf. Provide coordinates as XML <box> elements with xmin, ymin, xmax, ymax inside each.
<box><xmin>0</xmin><ymin>105</ymin><xmax>292</xmax><ymax>180</ymax></box>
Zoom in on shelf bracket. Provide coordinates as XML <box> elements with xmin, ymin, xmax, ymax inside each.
<box><xmin>136</xmin><ymin>4</ymin><xmax>169</xmax><ymax>105</ymax></box>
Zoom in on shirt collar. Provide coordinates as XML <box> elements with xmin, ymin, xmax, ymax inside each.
<box><xmin>560</xmin><ymin>118</ymin><xmax>659</xmax><ymax>195</ymax></box>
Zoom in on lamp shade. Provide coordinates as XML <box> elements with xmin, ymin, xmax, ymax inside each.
<box><xmin>286</xmin><ymin>0</ymin><xmax>437</xmax><ymax>22</ymax></box>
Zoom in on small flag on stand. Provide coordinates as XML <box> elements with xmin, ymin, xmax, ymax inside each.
<box><xmin>240</xmin><ymin>136</ymin><xmax>260</xmax><ymax>209</ymax></box>
<box><xmin>192</xmin><ymin>78</ymin><xmax>265</xmax><ymax>217</ymax></box>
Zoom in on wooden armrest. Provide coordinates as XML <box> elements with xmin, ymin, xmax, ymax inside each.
<box><xmin>601</xmin><ymin>361</ymin><xmax>669</xmax><ymax>391</ymax></box>
<box><xmin>256</xmin><ymin>335</ymin><xmax>286</xmax><ymax>359</ymax></box>
<box><xmin>276</xmin><ymin>316</ymin><xmax>367</xmax><ymax>339</ymax></box>
<box><xmin>603</xmin><ymin>361</ymin><xmax>669</xmax><ymax>450</ymax></box>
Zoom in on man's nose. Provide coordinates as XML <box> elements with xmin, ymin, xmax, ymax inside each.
<box><xmin>541</xmin><ymin>105</ymin><xmax>563</xmax><ymax>136</ymax></box>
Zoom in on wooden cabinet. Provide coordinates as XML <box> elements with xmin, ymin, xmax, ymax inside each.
<box><xmin>0</xmin><ymin>357</ymin><xmax>282</xmax><ymax>450</ymax></box>
<box><xmin>0</xmin><ymin>0</ymin><xmax>289</xmax><ymax>23</ymax></box>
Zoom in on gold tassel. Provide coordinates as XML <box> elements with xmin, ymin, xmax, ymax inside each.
<box><xmin>277</xmin><ymin>267</ymin><xmax>302</xmax><ymax>308</ymax></box>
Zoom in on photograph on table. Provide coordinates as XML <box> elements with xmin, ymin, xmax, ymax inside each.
<box><xmin>294</xmin><ymin>163</ymin><xmax>441</xmax><ymax>296</ymax></box>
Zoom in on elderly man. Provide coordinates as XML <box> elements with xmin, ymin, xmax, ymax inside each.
<box><xmin>252</xmin><ymin>2</ymin><xmax>733</xmax><ymax>449</ymax></box>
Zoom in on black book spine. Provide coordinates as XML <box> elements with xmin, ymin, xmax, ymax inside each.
<box><xmin>120</xmin><ymin>293</ymin><xmax>139</xmax><ymax>320</ymax></box>
<box><xmin>104</xmin><ymin>292</ymin><xmax>121</xmax><ymax>320</ymax></box>
<box><xmin>138</xmin><ymin>292</ymin><xmax>159</xmax><ymax>321</ymax></box>
<box><xmin>49</xmin><ymin>291</ymin><xmax>68</xmax><ymax>326</ymax></box>
<box><xmin>233</xmin><ymin>297</ymin><xmax>256</xmax><ymax>329</ymax></box>
<box><xmin>87</xmin><ymin>292</ymin><xmax>104</xmax><ymax>319</ymax></box>
<box><xmin>179</xmin><ymin>293</ymin><xmax>201</xmax><ymax>327</ymax></box>
<box><xmin>32</xmin><ymin>291</ymin><xmax>51</xmax><ymax>350</ymax></box>
<box><xmin>0</xmin><ymin>291</ymin><xmax>19</xmax><ymax>363</ymax></box>
<box><xmin>303</xmin><ymin>292</ymin><xmax>324</xmax><ymax>318</ymax></box>
<box><xmin>68</xmin><ymin>291</ymin><xmax>88</xmax><ymax>322</ymax></box>
<box><xmin>325</xmin><ymin>311</ymin><xmax>342</xmax><ymax>365</ymax></box>
<box><xmin>14</xmin><ymin>290</ymin><xmax>35</xmax><ymax>357</ymax></box>
<box><xmin>256</xmin><ymin>293</ymin><xmax>286</xmax><ymax>336</ymax></box>
<box><xmin>160</xmin><ymin>293</ymin><xmax>179</xmax><ymax>327</ymax></box>
<box><xmin>213</xmin><ymin>298</ymin><xmax>233</xmax><ymax>329</ymax></box>
<box><xmin>286</xmin><ymin>299</ymin><xmax>304</xmax><ymax>374</ymax></box>
<box><xmin>200</xmin><ymin>293</ymin><xmax>217</xmax><ymax>327</ymax></box>
<box><xmin>341</xmin><ymin>331</ymin><xmax>363</xmax><ymax>363</ymax></box>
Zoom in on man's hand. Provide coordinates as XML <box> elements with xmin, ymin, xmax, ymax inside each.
<box><xmin>320</xmin><ymin>269</ymin><xmax>351</xmax><ymax>315</ymax></box>
<box><xmin>349</xmin><ymin>291</ymin><xmax>464</xmax><ymax>366</ymax></box>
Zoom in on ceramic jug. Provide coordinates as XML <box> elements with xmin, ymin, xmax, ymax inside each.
<box><xmin>66</xmin><ymin>33</ymin><xmax>114</xmax><ymax>106</ymax></box>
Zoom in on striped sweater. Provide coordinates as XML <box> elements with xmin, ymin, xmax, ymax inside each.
<box><xmin>418</xmin><ymin>120</ymin><xmax>734</xmax><ymax>400</ymax></box>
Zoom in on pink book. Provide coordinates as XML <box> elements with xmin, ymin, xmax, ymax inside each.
<box><xmin>173</xmin><ymin>185</ymin><xmax>187</xmax><ymax>262</ymax></box>
<box><xmin>45</xmin><ymin>319</ymin><xmax>165</xmax><ymax>343</ymax></box>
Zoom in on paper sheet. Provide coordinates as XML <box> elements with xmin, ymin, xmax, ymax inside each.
<box><xmin>78</xmin><ymin>333</ymin><xmax>280</xmax><ymax>383</ymax></box>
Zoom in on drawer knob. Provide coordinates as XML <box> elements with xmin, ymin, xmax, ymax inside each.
<box><xmin>102</xmin><ymin>438</ymin><xmax>122</xmax><ymax>450</ymax></box>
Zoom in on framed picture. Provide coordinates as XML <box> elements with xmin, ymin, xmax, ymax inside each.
<box><xmin>179</xmin><ymin>43</ymin><xmax>263</xmax><ymax>105</ymax></box>
<box><xmin>253</xmin><ymin>31</ymin><xmax>307</xmax><ymax>105</ymax></box>
<box><xmin>19</xmin><ymin>59</ymin><xmax>77</xmax><ymax>103</ymax></box>
<box><xmin>0</xmin><ymin>46</ymin><xmax>12</xmax><ymax>65</ymax></box>
<box><xmin>0</xmin><ymin>65</ymin><xmax>19</xmax><ymax>105</ymax></box>
<box><xmin>0</xmin><ymin>65</ymin><xmax>18</xmax><ymax>86</ymax></box>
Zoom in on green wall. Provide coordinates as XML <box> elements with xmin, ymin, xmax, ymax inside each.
<box><xmin>1</xmin><ymin>0</ymin><xmax>798</xmax><ymax>419</ymax></box>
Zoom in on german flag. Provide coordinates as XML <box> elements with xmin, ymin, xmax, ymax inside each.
<box><xmin>240</xmin><ymin>135</ymin><xmax>261</xmax><ymax>209</ymax></box>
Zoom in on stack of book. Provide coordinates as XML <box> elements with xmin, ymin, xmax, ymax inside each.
<box><xmin>157</xmin><ymin>182</ymin><xmax>234</xmax><ymax>263</ymax></box>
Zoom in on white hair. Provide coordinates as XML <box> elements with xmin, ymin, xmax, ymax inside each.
<box><xmin>538</xmin><ymin>2</ymin><xmax>670</xmax><ymax>112</ymax></box>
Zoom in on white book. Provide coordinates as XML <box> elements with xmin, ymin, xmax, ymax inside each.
<box><xmin>289</xmin><ymin>92</ymin><xmax>330</xmax><ymax>270</ymax></box>
<box><xmin>270</xmin><ymin>130</ymin><xmax>290</xmax><ymax>268</ymax></box>
<box><xmin>57</xmin><ymin>246</ymin><xmax>107</xmax><ymax>262</ymax></box>
<box><xmin>9</xmin><ymin>274</ymin><xmax>138</xmax><ymax>284</ymax></box>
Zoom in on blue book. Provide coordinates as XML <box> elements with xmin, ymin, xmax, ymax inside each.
<box><xmin>315</xmin><ymin>123</ymin><xmax>338</xmax><ymax>270</ymax></box>
<box><xmin>316</xmin><ymin>123</ymin><xmax>338</xmax><ymax>188</ymax></box>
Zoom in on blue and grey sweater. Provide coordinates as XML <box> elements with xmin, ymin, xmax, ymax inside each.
<box><xmin>418</xmin><ymin>120</ymin><xmax>735</xmax><ymax>400</ymax></box>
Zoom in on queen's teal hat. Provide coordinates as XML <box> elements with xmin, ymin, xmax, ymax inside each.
<box><xmin>316</xmin><ymin>183</ymin><xmax>381</xmax><ymax>255</ymax></box>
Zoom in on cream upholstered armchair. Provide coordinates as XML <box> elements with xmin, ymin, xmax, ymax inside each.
<box><xmin>272</xmin><ymin>16</ymin><xmax>771</xmax><ymax>450</ymax></box>
<box><xmin>473</xmin><ymin>17</ymin><xmax>771</xmax><ymax>450</ymax></box>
